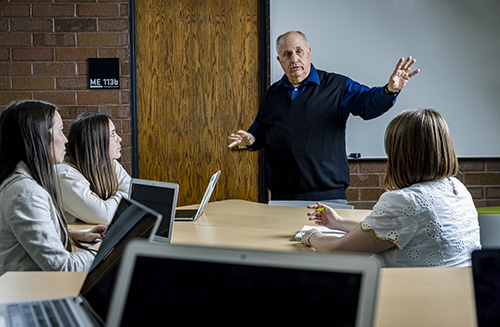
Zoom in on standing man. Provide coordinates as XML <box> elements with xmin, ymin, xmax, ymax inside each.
<box><xmin>228</xmin><ymin>31</ymin><xmax>419</xmax><ymax>203</ymax></box>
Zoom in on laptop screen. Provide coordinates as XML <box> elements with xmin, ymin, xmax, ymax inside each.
<box><xmin>472</xmin><ymin>249</ymin><xmax>500</xmax><ymax>326</ymax></box>
<box><xmin>81</xmin><ymin>198</ymin><xmax>161</xmax><ymax>322</ymax></box>
<box><xmin>129</xmin><ymin>182</ymin><xmax>176</xmax><ymax>239</ymax></box>
<box><xmin>118</xmin><ymin>255</ymin><xmax>363</xmax><ymax>326</ymax></box>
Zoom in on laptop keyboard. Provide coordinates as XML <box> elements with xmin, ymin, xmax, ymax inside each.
<box><xmin>175</xmin><ymin>209</ymin><xmax>197</xmax><ymax>218</ymax></box>
<box><xmin>7</xmin><ymin>298</ymin><xmax>80</xmax><ymax>327</ymax></box>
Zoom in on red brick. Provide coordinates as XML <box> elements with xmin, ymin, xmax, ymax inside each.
<box><xmin>467</xmin><ymin>187</ymin><xmax>484</xmax><ymax>199</ymax></box>
<box><xmin>99</xmin><ymin>18</ymin><xmax>128</xmax><ymax>32</ymax></box>
<box><xmin>33</xmin><ymin>33</ymin><xmax>76</xmax><ymax>47</ymax></box>
<box><xmin>11</xmin><ymin>18</ymin><xmax>53</xmax><ymax>32</ymax></box>
<box><xmin>56</xmin><ymin>105</ymin><xmax>79</xmax><ymax>119</ymax></box>
<box><xmin>33</xmin><ymin>91</ymin><xmax>77</xmax><ymax>105</ymax></box>
<box><xmin>120</xmin><ymin>147</ymin><xmax>131</xmax><ymax>162</ymax></box>
<box><xmin>458</xmin><ymin>159</ymin><xmax>485</xmax><ymax>172</ymax></box>
<box><xmin>56</xmin><ymin>76</ymin><xmax>87</xmax><ymax>89</ymax></box>
<box><xmin>119</xmin><ymin>132</ymin><xmax>130</xmax><ymax>147</ymax></box>
<box><xmin>464</xmin><ymin>173</ymin><xmax>500</xmax><ymax>186</ymax></box>
<box><xmin>120</xmin><ymin>61</ymin><xmax>129</xmax><ymax>75</ymax></box>
<box><xmin>0</xmin><ymin>77</ymin><xmax>11</xmax><ymax>90</ymax></box>
<box><xmin>0</xmin><ymin>62</ymin><xmax>32</xmax><ymax>76</ymax></box>
<box><xmin>58</xmin><ymin>105</ymin><xmax>99</xmax><ymax>119</ymax></box>
<box><xmin>56</xmin><ymin>47</ymin><xmax>97</xmax><ymax>61</ymax></box>
<box><xmin>360</xmin><ymin>188</ymin><xmax>386</xmax><ymax>201</ymax></box>
<box><xmin>119</xmin><ymin>3</ymin><xmax>128</xmax><ymax>17</ymax></box>
<box><xmin>120</xmin><ymin>160</ymin><xmax>131</xmax><ymax>175</ymax></box>
<box><xmin>350</xmin><ymin>174</ymin><xmax>380</xmax><ymax>187</ymax></box>
<box><xmin>476</xmin><ymin>199</ymin><xmax>500</xmax><ymax>208</ymax></box>
<box><xmin>119</xmin><ymin>77</ymin><xmax>129</xmax><ymax>89</ymax></box>
<box><xmin>12</xmin><ymin>48</ymin><xmax>54</xmax><ymax>61</ymax></box>
<box><xmin>77</xmin><ymin>90</ymin><xmax>120</xmax><ymax>105</ymax></box>
<box><xmin>486</xmin><ymin>159</ymin><xmax>500</xmax><ymax>172</ymax></box>
<box><xmin>120</xmin><ymin>90</ymin><xmax>129</xmax><ymax>104</ymax></box>
<box><xmin>100</xmin><ymin>104</ymin><xmax>129</xmax><ymax>118</ymax></box>
<box><xmin>12</xmin><ymin>76</ymin><xmax>55</xmax><ymax>90</ymax></box>
<box><xmin>0</xmin><ymin>4</ymin><xmax>30</xmax><ymax>17</ymax></box>
<box><xmin>346</xmin><ymin>188</ymin><xmax>359</xmax><ymax>202</ymax></box>
<box><xmin>55</xmin><ymin>19</ymin><xmax>97</xmax><ymax>32</ymax></box>
<box><xmin>99</xmin><ymin>47</ymin><xmax>129</xmax><ymax>60</ymax></box>
<box><xmin>33</xmin><ymin>4</ymin><xmax>75</xmax><ymax>17</ymax></box>
<box><xmin>352</xmin><ymin>202</ymin><xmax>377</xmax><ymax>210</ymax></box>
<box><xmin>0</xmin><ymin>33</ymin><xmax>32</xmax><ymax>47</ymax></box>
<box><xmin>359</xmin><ymin>160</ymin><xmax>387</xmax><ymax>173</ymax></box>
<box><xmin>0</xmin><ymin>48</ymin><xmax>9</xmax><ymax>60</ymax></box>
<box><xmin>121</xmin><ymin>119</ymin><xmax>130</xmax><ymax>133</ymax></box>
<box><xmin>0</xmin><ymin>91</ymin><xmax>32</xmax><ymax>106</ymax></box>
<box><xmin>77</xmin><ymin>33</ymin><xmax>122</xmax><ymax>46</ymax></box>
<box><xmin>0</xmin><ymin>19</ymin><xmax>9</xmax><ymax>32</ymax></box>
<box><xmin>77</xmin><ymin>3</ymin><xmax>119</xmax><ymax>17</ymax></box>
<box><xmin>34</xmin><ymin>62</ymin><xmax>76</xmax><ymax>76</ymax></box>
<box><xmin>486</xmin><ymin>187</ymin><xmax>500</xmax><ymax>199</ymax></box>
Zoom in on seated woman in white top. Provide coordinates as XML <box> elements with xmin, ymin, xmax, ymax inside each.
<box><xmin>0</xmin><ymin>100</ymin><xmax>106</xmax><ymax>275</ymax></box>
<box><xmin>302</xmin><ymin>109</ymin><xmax>481</xmax><ymax>267</ymax></box>
<box><xmin>57</xmin><ymin>112</ymin><xmax>131</xmax><ymax>224</ymax></box>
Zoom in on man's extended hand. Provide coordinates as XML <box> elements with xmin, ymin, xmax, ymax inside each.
<box><xmin>228</xmin><ymin>130</ymin><xmax>255</xmax><ymax>148</ymax></box>
<box><xmin>387</xmin><ymin>56</ymin><xmax>420</xmax><ymax>93</ymax></box>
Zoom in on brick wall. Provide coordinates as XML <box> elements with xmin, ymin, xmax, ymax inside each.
<box><xmin>0</xmin><ymin>0</ymin><xmax>131</xmax><ymax>172</ymax></box>
<box><xmin>348</xmin><ymin>158</ymin><xmax>500</xmax><ymax>210</ymax></box>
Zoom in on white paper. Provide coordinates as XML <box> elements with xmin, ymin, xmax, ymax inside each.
<box><xmin>295</xmin><ymin>225</ymin><xmax>346</xmax><ymax>241</ymax></box>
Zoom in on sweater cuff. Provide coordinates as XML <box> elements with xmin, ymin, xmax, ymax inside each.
<box><xmin>383</xmin><ymin>84</ymin><xmax>400</xmax><ymax>96</ymax></box>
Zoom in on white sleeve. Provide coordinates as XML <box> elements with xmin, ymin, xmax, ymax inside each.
<box><xmin>114</xmin><ymin>160</ymin><xmax>131</xmax><ymax>194</ymax></box>
<box><xmin>58</xmin><ymin>165</ymin><xmax>125</xmax><ymax>224</ymax></box>
<box><xmin>361</xmin><ymin>191</ymin><xmax>419</xmax><ymax>250</ymax></box>
<box><xmin>8</xmin><ymin>184</ymin><xmax>94</xmax><ymax>271</ymax></box>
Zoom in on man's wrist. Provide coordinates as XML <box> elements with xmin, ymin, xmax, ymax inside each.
<box><xmin>384</xmin><ymin>84</ymin><xmax>400</xmax><ymax>95</ymax></box>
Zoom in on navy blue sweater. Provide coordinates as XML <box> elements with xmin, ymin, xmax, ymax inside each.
<box><xmin>249</xmin><ymin>69</ymin><xmax>397</xmax><ymax>200</ymax></box>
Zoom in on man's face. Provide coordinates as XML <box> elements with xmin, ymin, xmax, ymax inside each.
<box><xmin>277</xmin><ymin>32</ymin><xmax>311</xmax><ymax>86</ymax></box>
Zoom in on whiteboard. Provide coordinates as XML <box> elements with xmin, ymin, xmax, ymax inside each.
<box><xmin>270</xmin><ymin>0</ymin><xmax>500</xmax><ymax>158</ymax></box>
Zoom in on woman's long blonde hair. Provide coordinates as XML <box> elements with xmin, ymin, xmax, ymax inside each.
<box><xmin>384</xmin><ymin>109</ymin><xmax>458</xmax><ymax>190</ymax></box>
<box><xmin>65</xmin><ymin>112</ymin><xmax>118</xmax><ymax>199</ymax></box>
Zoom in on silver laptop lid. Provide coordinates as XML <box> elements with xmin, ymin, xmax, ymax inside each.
<box><xmin>106</xmin><ymin>240</ymin><xmax>380</xmax><ymax>327</ymax></box>
<box><xmin>128</xmin><ymin>179</ymin><xmax>178</xmax><ymax>243</ymax></box>
<box><xmin>193</xmin><ymin>170</ymin><xmax>220</xmax><ymax>218</ymax></box>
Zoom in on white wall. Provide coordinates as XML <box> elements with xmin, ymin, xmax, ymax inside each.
<box><xmin>270</xmin><ymin>0</ymin><xmax>500</xmax><ymax>158</ymax></box>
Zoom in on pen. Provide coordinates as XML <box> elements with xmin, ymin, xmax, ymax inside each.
<box><xmin>315</xmin><ymin>201</ymin><xmax>326</xmax><ymax>211</ymax></box>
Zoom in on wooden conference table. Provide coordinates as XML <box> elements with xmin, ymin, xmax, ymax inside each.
<box><xmin>0</xmin><ymin>200</ymin><xmax>477</xmax><ymax>327</ymax></box>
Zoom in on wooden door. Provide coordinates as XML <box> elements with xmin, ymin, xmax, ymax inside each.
<box><xmin>134</xmin><ymin>0</ymin><xmax>263</xmax><ymax>206</ymax></box>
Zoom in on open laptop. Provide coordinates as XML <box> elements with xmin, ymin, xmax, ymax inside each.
<box><xmin>128</xmin><ymin>178</ymin><xmax>178</xmax><ymax>243</ymax></box>
<box><xmin>471</xmin><ymin>249</ymin><xmax>500</xmax><ymax>326</ymax></box>
<box><xmin>175</xmin><ymin>170</ymin><xmax>221</xmax><ymax>221</ymax></box>
<box><xmin>106</xmin><ymin>240</ymin><xmax>380</xmax><ymax>327</ymax></box>
<box><xmin>0</xmin><ymin>198</ymin><xmax>161</xmax><ymax>327</ymax></box>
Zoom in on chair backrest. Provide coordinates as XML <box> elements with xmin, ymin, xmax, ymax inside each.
<box><xmin>268</xmin><ymin>200</ymin><xmax>354</xmax><ymax>209</ymax></box>
<box><xmin>478</xmin><ymin>213</ymin><xmax>500</xmax><ymax>249</ymax></box>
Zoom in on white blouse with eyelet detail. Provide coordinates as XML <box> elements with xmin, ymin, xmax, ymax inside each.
<box><xmin>361</xmin><ymin>177</ymin><xmax>481</xmax><ymax>267</ymax></box>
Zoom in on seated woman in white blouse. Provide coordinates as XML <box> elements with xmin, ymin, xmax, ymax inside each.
<box><xmin>0</xmin><ymin>100</ymin><xmax>106</xmax><ymax>274</ymax></box>
<box><xmin>301</xmin><ymin>109</ymin><xmax>481</xmax><ymax>267</ymax></box>
<box><xmin>57</xmin><ymin>112</ymin><xmax>131</xmax><ymax>224</ymax></box>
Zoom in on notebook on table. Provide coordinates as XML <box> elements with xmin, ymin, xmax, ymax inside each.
<box><xmin>175</xmin><ymin>170</ymin><xmax>221</xmax><ymax>221</ymax></box>
<box><xmin>128</xmin><ymin>178</ymin><xmax>178</xmax><ymax>243</ymax></box>
<box><xmin>106</xmin><ymin>240</ymin><xmax>381</xmax><ymax>327</ymax></box>
<box><xmin>471</xmin><ymin>248</ymin><xmax>500</xmax><ymax>326</ymax></box>
<box><xmin>0</xmin><ymin>198</ymin><xmax>162</xmax><ymax>327</ymax></box>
